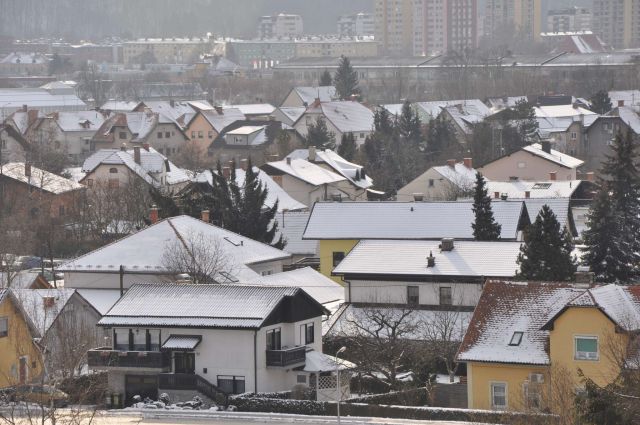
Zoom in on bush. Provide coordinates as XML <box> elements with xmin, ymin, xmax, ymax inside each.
<box><xmin>347</xmin><ymin>387</ymin><xmax>428</xmax><ymax>406</ymax></box>
<box><xmin>58</xmin><ymin>372</ymin><xmax>108</xmax><ymax>405</ymax></box>
<box><xmin>230</xmin><ymin>396</ymin><xmax>329</xmax><ymax>416</ymax></box>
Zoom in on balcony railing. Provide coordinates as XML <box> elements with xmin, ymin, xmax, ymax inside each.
<box><xmin>87</xmin><ymin>348</ymin><xmax>171</xmax><ymax>370</ymax></box>
<box><xmin>266</xmin><ymin>346</ymin><xmax>306</xmax><ymax>367</ymax></box>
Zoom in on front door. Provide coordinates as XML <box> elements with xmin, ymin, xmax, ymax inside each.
<box><xmin>125</xmin><ymin>375</ymin><xmax>158</xmax><ymax>406</ymax></box>
<box><xmin>174</xmin><ymin>352</ymin><xmax>195</xmax><ymax>374</ymax></box>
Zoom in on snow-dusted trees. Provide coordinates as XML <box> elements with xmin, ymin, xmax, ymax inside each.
<box><xmin>471</xmin><ymin>172</ymin><xmax>501</xmax><ymax>241</ymax></box>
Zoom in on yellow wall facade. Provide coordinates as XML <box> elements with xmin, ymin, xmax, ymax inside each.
<box><xmin>0</xmin><ymin>297</ymin><xmax>42</xmax><ymax>388</ymax></box>
<box><xmin>319</xmin><ymin>239</ymin><xmax>358</xmax><ymax>284</ymax></box>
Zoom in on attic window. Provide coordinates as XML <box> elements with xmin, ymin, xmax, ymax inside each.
<box><xmin>531</xmin><ymin>183</ymin><xmax>552</xmax><ymax>189</ymax></box>
<box><xmin>509</xmin><ymin>331</ymin><xmax>524</xmax><ymax>346</ymax></box>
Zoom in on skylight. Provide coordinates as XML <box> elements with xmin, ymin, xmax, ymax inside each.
<box><xmin>509</xmin><ymin>331</ymin><xmax>524</xmax><ymax>346</ymax></box>
<box><xmin>531</xmin><ymin>183</ymin><xmax>552</xmax><ymax>189</ymax></box>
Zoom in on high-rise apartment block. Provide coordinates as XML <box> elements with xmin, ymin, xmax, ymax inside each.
<box><xmin>338</xmin><ymin>12</ymin><xmax>375</xmax><ymax>36</ymax></box>
<box><xmin>484</xmin><ymin>0</ymin><xmax>541</xmax><ymax>42</ymax></box>
<box><xmin>374</xmin><ymin>0</ymin><xmax>414</xmax><ymax>56</ymax></box>
<box><xmin>413</xmin><ymin>0</ymin><xmax>477</xmax><ymax>56</ymax></box>
<box><xmin>592</xmin><ymin>0</ymin><xmax>640</xmax><ymax>48</ymax></box>
<box><xmin>258</xmin><ymin>14</ymin><xmax>303</xmax><ymax>39</ymax></box>
<box><xmin>546</xmin><ymin>7</ymin><xmax>591</xmax><ymax>33</ymax></box>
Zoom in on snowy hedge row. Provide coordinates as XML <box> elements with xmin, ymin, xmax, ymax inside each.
<box><xmin>346</xmin><ymin>388</ymin><xmax>428</xmax><ymax>406</ymax></box>
<box><xmin>229</xmin><ymin>396</ymin><xmax>329</xmax><ymax>416</ymax></box>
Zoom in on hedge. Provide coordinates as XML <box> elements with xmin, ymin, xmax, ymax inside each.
<box><xmin>346</xmin><ymin>387</ymin><xmax>428</xmax><ymax>406</ymax></box>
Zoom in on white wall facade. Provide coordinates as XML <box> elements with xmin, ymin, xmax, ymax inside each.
<box><xmin>478</xmin><ymin>150</ymin><xmax>578</xmax><ymax>181</ymax></box>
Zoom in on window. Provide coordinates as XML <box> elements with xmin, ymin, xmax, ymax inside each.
<box><xmin>570</xmin><ymin>132</ymin><xmax>577</xmax><ymax>140</ymax></box>
<box><xmin>266</xmin><ymin>328</ymin><xmax>281</xmax><ymax>350</ymax></box>
<box><xmin>428</xmin><ymin>179</ymin><xmax>434</xmax><ymax>187</ymax></box>
<box><xmin>360</xmin><ymin>132</ymin><xmax>365</xmax><ymax>138</ymax></box>
<box><xmin>531</xmin><ymin>183</ymin><xmax>552</xmax><ymax>189</ymax></box>
<box><xmin>58</xmin><ymin>205</ymin><xmax>65</xmax><ymax>216</ymax></box>
<box><xmin>575</xmin><ymin>336</ymin><xmax>598</xmax><ymax>360</ymax></box>
<box><xmin>165</xmin><ymin>132</ymin><xmax>170</xmax><ymax>138</ymax></box>
<box><xmin>157</xmin><ymin>132</ymin><xmax>163</xmax><ymax>139</ymax></box>
<box><xmin>261</xmin><ymin>270</ymin><xmax>273</xmax><ymax>276</ymax></box>
<box><xmin>509</xmin><ymin>331</ymin><xmax>524</xmax><ymax>346</ymax></box>
<box><xmin>109</xmin><ymin>167</ymin><xmax>118</xmax><ymax>174</ymax></box>
<box><xmin>0</xmin><ymin>317</ymin><xmax>8</xmax><ymax>337</ymax></box>
<box><xmin>301</xmin><ymin>322</ymin><xmax>315</xmax><ymax>344</ymax></box>
<box><xmin>198</xmin><ymin>131</ymin><xmax>204</xmax><ymax>138</ymax></box>
<box><xmin>119</xmin><ymin>132</ymin><xmax>127</xmax><ymax>140</ymax></box>
<box><xmin>332</xmin><ymin>252</ymin><xmax>345</xmax><ymax>267</ymax></box>
<box><xmin>86</xmin><ymin>179</ymin><xmax>93</xmax><ymax>187</ymax></box>
<box><xmin>517</xmin><ymin>161</ymin><xmax>526</xmax><ymax>169</ymax></box>
<box><xmin>217</xmin><ymin>376</ymin><xmax>245</xmax><ymax>394</ymax></box>
<box><xmin>208</xmin><ymin>131</ymin><xmax>214</xmax><ymax>138</ymax></box>
<box><xmin>491</xmin><ymin>382</ymin><xmax>507</xmax><ymax>409</ymax></box>
<box><xmin>407</xmin><ymin>286</ymin><xmax>419</xmax><ymax>305</ymax></box>
<box><xmin>297</xmin><ymin>374</ymin><xmax>307</xmax><ymax>384</ymax></box>
<box><xmin>191</xmin><ymin>131</ymin><xmax>196</xmax><ymax>138</ymax></box>
<box><xmin>439</xmin><ymin>287</ymin><xmax>452</xmax><ymax>305</ymax></box>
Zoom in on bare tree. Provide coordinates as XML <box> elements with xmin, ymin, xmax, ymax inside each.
<box><xmin>161</xmin><ymin>231</ymin><xmax>235</xmax><ymax>284</ymax></box>
<box><xmin>420</xmin><ymin>310</ymin><xmax>469</xmax><ymax>382</ymax></box>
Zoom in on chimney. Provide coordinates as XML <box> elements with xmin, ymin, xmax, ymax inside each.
<box><xmin>133</xmin><ymin>146</ymin><xmax>141</xmax><ymax>164</ymax></box>
<box><xmin>618</xmin><ymin>100</ymin><xmax>624</xmax><ymax>107</ymax></box>
<box><xmin>222</xmin><ymin>166</ymin><xmax>231</xmax><ymax>180</ymax></box>
<box><xmin>143</xmin><ymin>143</ymin><xmax>150</xmax><ymax>152</ymax></box>
<box><xmin>440</xmin><ymin>238</ymin><xmax>454</xmax><ymax>252</ymax></box>
<box><xmin>286</xmin><ymin>157</ymin><xmax>292</xmax><ymax>166</ymax></box>
<box><xmin>201</xmin><ymin>210</ymin><xmax>210</xmax><ymax>223</ymax></box>
<box><xmin>24</xmin><ymin>163</ymin><xmax>31</xmax><ymax>177</ymax></box>
<box><xmin>150</xmin><ymin>205</ymin><xmax>159</xmax><ymax>224</ymax></box>
<box><xmin>494</xmin><ymin>191</ymin><xmax>500</xmax><ymax>199</ymax></box>
<box><xmin>120</xmin><ymin>143</ymin><xmax>127</xmax><ymax>151</ymax></box>
<box><xmin>575</xmin><ymin>266</ymin><xmax>595</xmax><ymax>286</ymax></box>
<box><xmin>572</xmin><ymin>102</ymin><xmax>579</xmax><ymax>109</ymax></box>
<box><xmin>214</xmin><ymin>105</ymin><xmax>223</xmax><ymax>114</ymax></box>
<box><xmin>541</xmin><ymin>140</ymin><xmax>551</xmax><ymax>154</ymax></box>
<box><xmin>586</xmin><ymin>172</ymin><xmax>594</xmax><ymax>182</ymax></box>
<box><xmin>169</xmin><ymin>99</ymin><xmax>175</xmax><ymax>108</ymax></box>
<box><xmin>22</xmin><ymin>104</ymin><xmax>28</xmax><ymax>112</ymax></box>
<box><xmin>43</xmin><ymin>297</ymin><xmax>55</xmax><ymax>308</ymax></box>
<box><xmin>308</xmin><ymin>146</ymin><xmax>317</xmax><ymax>161</ymax></box>
<box><xmin>500</xmin><ymin>193</ymin><xmax>508</xmax><ymax>200</ymax></box>
<box><xmin>240</xmin><ymin>158</ymin><xmax>248</xmax><ymax>171</ymax></box>
<box><xmin>164</xmin><ymin>159</ymin><xmax>171</xmax><ymax>172</ymax></box>
<box><xmin>413</xmin><ymin>193</ymin><xmax>424</xmax><ymax>202</ymax></box>
<box><xmin>525</xmin><ymin>191</ymin><xmax>530</xmax><ymax>198</ymax></box>
<box><xmin>311</xmin><ymin>97</ymin><xmax>321</xmax><ymax>108</ymax></box>
<box><xmin>427</xmin><ymin>251</ymin><xmax>436</xmax><ymax>268</ymax></box>
<box><xmin>27</xmin><ymin>109</ymin><xmax>39</xmax><ymax>127</ymax></box>
<box><xmin>549</xmin><ymin>171</ymin><xmax>557</xmax><ymax>181</ymax></box>
<box><xmin>446</xmin><ymin>159</ymin><xmax>456</xmax><ymax>168</ymax></box>
<box><xmin>463</xmin><ymin>158</ymin><xmax>472</xmax><ymax>169</ymax></box>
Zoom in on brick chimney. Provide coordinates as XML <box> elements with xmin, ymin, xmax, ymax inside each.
<box><xmin>22</xmin><ymin>104</ymin><xmax>28</xmax><ymax>112</ymax></box>
<box><xmin>446</xmin><ymin>159</ymin><xmax>456</xmax><ymax>168</ymax></box>
<box><xmin>240</xmin><ymin>159</ymin><xmax>248</xmax><ymax>171</ymax></box>
<box><xmin>427</xmin><ymin>251</ymin><xmax>436</xmax><ymax>267</ymax></box>
<box><xmin>150</xmin><ymin>205</ymin><xmax>159</xmax><ymax>224</ymax></box>
<box><xmin>143</xmin><ymin>143</ymin><xmax>150</xmax><ymax>151</ymax></box>
<box><xmin>618</xmin><ymin>100</ymin><xmax>625</xmax><ymax>107</ymax></box>
<box><xmin>214</xmin><ymin>105</ymin><xmax>223</xmax><ymax>115</ymax></box>
<box><xmin>43</xmin><ymin>297</ymin><xmax>55</xmax><ymax>308</ymax></box>
<box><xmin>222</xmin><ymin>166</ymin><xmax>231</xmax><ymax>180</ymax></box>
<box><xmin>540</xmin><ymin>140</ymin><xmax>551</xmax><ymax>154</ymax></box>
<box><xmin>27</xmin><ymin>109</ymin><xmax>39</xmax><ymax>127</ymax></box>
<box><xmin>133</xmin><ymin>146</ymin><xmax>141</xmax><ymax>164</ymax></box>
<box><xmin>311</xmin><ymin>97</ymin><xmax>321</xmax><ymax>108</ymax></box>
<box><xmin>463</xmin><ymin>158</ymin><xmax>472</xmax><ymax>169</ymax></box>
<box><xmin>549</xmin><ymin>171</ymin><xmax>557</xmax><ymax>181</ymax></box>
<box><xmin>120</xmin><ymin>143</ymin><xmax>127</xmax><ymax>151</ymax></box>
<box><xmin>525</xmin><ymin>191</ymin><xmax>530</xmax><ymax>198</ymax></box>
<box><xmin>585</xmin><ymin>172</ymin><xmax>594</xmax><ymax>182</ymax></box>
<box><xmin>201</xmin><ymin>210</ymin><xmax>210</xmax><ymax>223</ymax></box>
<box><xmin>286</xmin><ymin>157</ymin><xmax>292</xmax><ymax>165</ymax></box>
<box><xmin>494</xmin><ymin>191</ymin><xmax>500</xmax><ymax>199</ymax></box>
<box><xmin>308</xmin><ymin>146</ymin><xmax>317</xmax><ymax>161</ymax></box>
<box><xmin>24</xmin><ymin>163</ymin><xmax>31</xmax><ymax>177</ymax></box>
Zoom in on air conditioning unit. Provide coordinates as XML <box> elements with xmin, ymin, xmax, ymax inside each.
<box><xmin>529</xmin><ymin>373</ymin><xmax>544</xmax><ymax>384</ymax></box>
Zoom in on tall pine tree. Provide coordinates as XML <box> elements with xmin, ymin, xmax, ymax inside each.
<box><xmin>338</xmin><ymin>132</ymin><xmax>357</xmax><ymax>161</ymax></box>
<box><xmin>319</xmin><ymin>69</ymin><xmax>332</xmax><ymax>86</ymax></box>
<box><xmin>305</xmin><ymin>117</ymin><xmax>336</xmax><ymax>150</ymax></box>
<box><xmin>397</xmin><ymin>101</ymin><xmax>422</xmax><ymax>145</ymax></box>
<box><xmin>517</xmin><ymin>205</ymin><xmax>576</xmax><ymax>281</ymax></box>
<box><xmin>590</xmin><ymin>90</ymin><xmax>613</xmax><ymax>115</ymax></box>
<box><xmin>334</xmin><ymin>55</ymin><xmax>359</xmax><ymax>100</ymax></box>
<box><xmin>471</xmin><ymin>172</ymin><xmax>501</xmax><ymax>240</ymax></box>
<box><xmin>582</xmin><ymin>131</ymin><xmax>640</xmax><ymax>282</ymax></box>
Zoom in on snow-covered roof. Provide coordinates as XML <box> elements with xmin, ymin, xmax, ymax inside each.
<box><xmin>379</xmin><ymin>104</ymin><xmax>404</xmax><ymax>116</ymax></box>
<box><xmin>0</xmin><ymin>88</ymin><xmax>86</xmax><ymax>113</ymax></box>
<box><xmin>199</xmin><ymin>108</ymin><xmax>246</xmax><ymax>133</ymax></box>
<box><xmin>443</xmin><ymin>105</ymin><xmax>486</xmax><ymax>135</ymax></box>
<box><xmin>534</xmin><ymin>104</ymin><xmax>596</xmax><ymax>119</ymax></box>
<box><xmin>223</xmin><ymin>104</ymin><xmax>276</xmax><ymax>116</ymax></box>
<box><xmin>303</xmin><ymin>351</ymin><xmax>355</xmax><ymax>372</ymax></box>
<box><xmin>144</xmin><ymin>100</ymin><xmax>212</xmax><ymax>124</ymax></box>
<box><xmin>247</xmin><ymin>267</ymin><xmax>343</xmax><ymax>306</ymax></box>
<box><xmin>485</xmin><ymin>180</ymin><xmax>583</xmax><ymax>199</ymax></box>
<box><xmin>76</xmin><ymin>289</ymin><xmax>122</xmax><ymax>315</ymax></box>
<box><xmin>264</xmin><ymin>158</ymin><xmax>346</xmax><ymax>186</ymax></box>
<box><xmin>333</xmin><ymin>240</ymin><xmax>521</xmax><ymax>277</ymax></box>
<box><xmin>0</xmin><ymin>270</ymin><xmax>46</xmax><ymax>290</ymax></box>
<box><xmin>12</xmin><ymin>288</ymin><xmax>75</xmax><ymax>335</ymax></box>
<box><xmin>325</xmin><ymin>304</ymin><xmax>472</xmax><ymax>341</ymax></box>
<box><xmin>609</xmin><ymin>90</ymin><xmax>640</xmax><ymax>109</ymax></box>
<box><xmin>486</xmin><ymin>96</ymin><xmax>528</xmax><ymax>112</ymax></box>
<box><xmin>415</xmin><ymin>100</ymin><xmax>490</xmax><ymax>120</ymax></box>
<box><xmin>303</xmin><ymin>201</ymin><xmax>527</xmax><ymax>241</ymax></box>
<box><xmin>290</xmin><ymin>86</ymin><xmax>337</xmax><ymax>106</ymax></box>
<box><xmin>273</xmin><ymin>210</ymin><xmax>317</xmax><ymax>255</ymax></box>
<box><xmin>59</xmin><ymin>215</ymin><xmax>291</xmax><ymax>283</ymax></box>
<box><xmin>614</xmin><ymin>106</ymin><xmax>640</xmax><ymax>134</ymax></box>
<box><xmin>99</xmin><ymin>283</ymin><xmax>300</xmax><ymax>329</ymax></box>
<box><xmin>286</xmin><ymin>149</ymin><xmax>373</xmax><ymax>189</ymax></box>
<box><xmin>100</xmin><ymin>100</ymin><xmax>143</xmax><ymax>112</ymax></box>
<box><xmin>318</xmin><ymin>101</ymin><xmax>374</xmax><ymax>133</ymax></box>
<box><xmin>276</xmin><ymin>106</ymin><xmax>306</xmax><ymax>125</ymax></box>
<box><xmin>0</xmin><ymin>162</ymin><xmax>85</xmax><ymax>195</ymax></box>
<box><xmin>522</xmin><ymin>143</ymin><xmax>584</xmax><ymax>169</ymax></box>
<box><xmin>6</xmin><ymin>110</ymin><xmax>43</xmax><ymax>134</ymax></box>
<box><xmin>457</xmin><ymin>281</ymin><xmax>640</xmax><ymax>365</ymax></box>
<box><xmin>51</xmin><ymin>111</ymin><xmax>106</xmax><ymax>132</ymax></box>
<box><xmin>194</xmin><ymin>167</ymin><xmax>307</xmax><ymax>212</ymax></box>
<box><xmin>0</xmin><ymin>52</ymin><xmax>48</xmax><ymax>64</ymax></box>
<box><xmin>515</xmin><ymin>198</ymin><xmax>571</xmax><ymax>231</ymax></box>
<box><xmin>226</xmin><ymin>125</ymin><xmax>265</xmax><ymax>136</ymax></box>
<box><xmin>433</xmin><ymin>162</ymin><xmax>477</xmax><ymax>189</ymax></box>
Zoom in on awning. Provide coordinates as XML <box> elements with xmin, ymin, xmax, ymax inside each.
<box><xmin>161</xmin><ymin>335</ymin><xmax>202</xmax><ymax>351</ymax></box>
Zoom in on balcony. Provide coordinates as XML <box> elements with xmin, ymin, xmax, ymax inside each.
<box><xmin>266</xmin><ymin>346</ymin><xmax>306</xmax><ymax>367</ymax></box>
<box><xmin>87</xmin><ymin>348</ymin><xmax>171</xmax><ymax>371</ymax></box>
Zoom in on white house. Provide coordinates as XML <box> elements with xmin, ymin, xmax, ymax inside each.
<box><xmin>58</xmin><ymin>215</ymin><xmax>292</xmax><ymax>289</ymax></box>
<box><xmin>280</xmin><ymin>86</ymin><xmax>337</xmax><ymax>108</ymax></box>
<box><xmin>87</xmin><ymin>283</ymin><xmax>340</xmax><ymax>404</ymax></box>
<box><xmin>0</xmin><ymin>124</ymin><xmax>29</xmax><ymax>164</ymax></box>
<box><xmin>396</xmin><ymin>158</ymin><xmax>477</xmax><ymax>201</ymax></box>
<box><xmin>294</xmin><ymin>101</ymin><xmax>374</xmax><ymax>146</ymax></box>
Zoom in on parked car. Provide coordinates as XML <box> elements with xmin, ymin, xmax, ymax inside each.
<box><xmin>11</xmin><ymin>385</ymin><xmax>69</xmax><ymax>407</ymax></box>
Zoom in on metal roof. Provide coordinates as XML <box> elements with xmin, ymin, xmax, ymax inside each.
<box><xmin>318</xmin><ymin>101</ymin><xmax>374</xmax><ymax>133</ymax></box>
<box><xmin>99</xmin><ymin>283</ymin><xmax>300</xmax><ymax>329</ymax></box>
<box><xmin>247</xmin><ymin>266</ymin><xmax>343</xmax><ymax>305</ymax></box>
<box><xmin>333</xmin><ymin>239</ymin><xmax>522</xmax><ymax>277</ymax></box>
<box><xmin>273</xmin><ymin>211</ymin><xmax>317</xmax><ymax>255</ymax></box>
<box><xmin>303</xmin><ymin>201</ymin><xmax>526</xmax><ymax>240</ymax></box>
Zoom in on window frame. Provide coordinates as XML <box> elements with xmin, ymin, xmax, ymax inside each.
<box><xmin>300</xmin><ymin>322</ymin><xmax>315</xmax><ymax>345</ymax></box>
<box><xmin>439</xmin><ymin>287</ymin><xmax>452</xmax><ymax>306</ymax></box>
<box><xmin>407</xmin><ymin>285</ymin><xmax>419</xmax><ymax>305</ymax></box>
<box><xmin>490</xmin><ymin>381</ymin><xmax>507</xmax><ymax>409</ymax></box>
<box><xmin>574</xmin><ymin>335</ymin><xmax>599</xmax><ymax>361</ymax></box>
<box><xmin>509</xmin><ymin>331</ymin><xmax>524</xmax><ymax>346</ymax></box>
<box><xmin>0</xmin><ymin>316</ymin><xmax>8</xmax><ymax>337</ymax></box>
<box><xmin>266</xmin><ymin>327</ymin><xmax>281</xmax><ymax>351</ymax></box>
<box><xmin>332</xmin><ymin>251</ymin><xmax>345</xmax><ymax>268</ymax></box>
<box><xmin>217</xmin><ymin>375</ymin><xmax>245</xmax><ymax>394</ymax></box>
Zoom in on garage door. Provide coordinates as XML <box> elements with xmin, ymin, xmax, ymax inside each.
<box><xmin>125</xmin><ymin>375</ymin><xmax>158</xmax><ymax>406</ymax></box>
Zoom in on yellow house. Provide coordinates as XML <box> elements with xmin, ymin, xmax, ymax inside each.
<box><xmin>183</xmin><ymin>108</ymin><xmax>246</xmax><ymax>154</ymax></box>
<box><xmin>456</xmin><ymin>281</ymin><xmax>638</xmax><ymax>412</ymax></box>
<box><xmin>0</xmin><ymin>289</ymin><xmax>43</xmax><ymax>388</ymax></box>
<box><xmin>302</xmin><ymin>202</ymin><xmax>529</xmax><ymax>284</ymax></box>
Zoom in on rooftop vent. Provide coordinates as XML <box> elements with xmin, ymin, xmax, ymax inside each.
<box><xmin>427</xmin><ymin>251</ymin><xmax>436</xmax><ymax>267</ymax></box>
<box><xmin>440</xmin><ymin>238</ymin><xmax>454</xmax><ymax>252</ymax></box>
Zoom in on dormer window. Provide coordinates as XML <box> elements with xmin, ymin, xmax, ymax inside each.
<box><xmin>509</xmin><ymin>331</ymin><xmax>523</xmax><ymax>346</ymax></box>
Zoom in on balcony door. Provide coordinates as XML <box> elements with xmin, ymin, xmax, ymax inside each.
<box><xmin>174</xmin><ymin>352</ymin><xmax>195</xmax><ymax>374</ymax></box>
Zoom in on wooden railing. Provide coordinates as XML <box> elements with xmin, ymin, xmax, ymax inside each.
<box><xmin>266</xmin><ymin>346</ymin><xmax>306</xmax><ymax>367</ymax></box>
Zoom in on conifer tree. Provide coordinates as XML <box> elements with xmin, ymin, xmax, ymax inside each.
<box><xmin>590</xmin><ymin>90</ymin><xmax>613</xmax><ymax>115</ymax></box>
<box><xmin>471</xmin><ymin>172</ymin><xmax>501</xmax><ymax>240</ymax></box>
<box><xmin>334</xmin><ymin>55</ymin><xmax>359</xmax><ymax>100</ymax></box>
<box><xmin>319</xmin><ymin>69</ymin><xmax>332</xmax><ymax>86</ymax></box>
<box><xmin>582</xmin><ymin>131</ymin><xmax>640</xmax><ymax>282</ymax></box>
<box><xmin>397</xmin><ymin>101</ymin><xmax>422</xmax><ymax>145</ymax></box>
<box><xmin>338</xmin><ymin>132</ymin><xmax>357</xmax><ymax>161</ymax></box>
<box><xmin>305</xmin><ymin>117</ymin><xmax>336</xmax><ymax>150</ymax></box>
<box><xmin>517</xmin><ymin>205</ymin><xmax>576</xmax><ymax>281</ymax></box>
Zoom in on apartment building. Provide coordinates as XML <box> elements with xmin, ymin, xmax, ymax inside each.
<box><xmin>258</xmin><ymin>14</ymin><xmax>303</xmax><ymax>39</ymax></box>
<box><xmin>337</xmin><ymin>12</ymin><xmax>375</xmax><ymax>37</ymax></box>
<box><xmin>546</xmin><ymin>7</ymin><xmax>592</xmax><ymax>33</ymax></box>
<box><xmin>592</xmin><ymin>0</ymin><xmax>640</xmax><ymax>48</ymax></box>
<box><xmin>413</xmin><ymin>0</ymin><xmax>478</xmax><ymax>56</ymax></box>
<box><xmin>484</xmin><ymin>0</ymin><xmax>541</xmax><ymax>41</ymax></box>
<box><xmin>122</xmin><ymin>38</ymin><xmax>210</xmax><ymax>65</ymax></box>
<box><xmin>374</xmin><ymin>0</ymin><xmax>414</xmax><ymax>56</ymax></box>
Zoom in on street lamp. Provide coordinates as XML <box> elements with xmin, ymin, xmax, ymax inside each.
<box><xmin>335</xmin><ymin>346</ymin><xmax>347</xmax><ymax>425</ymax></box>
